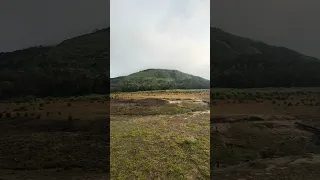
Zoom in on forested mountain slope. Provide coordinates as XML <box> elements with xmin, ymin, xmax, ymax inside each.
<box><xmin>0</xmin><ymin>28</ymin><xmax>109</xmax><ymax>100</ymax></box>
<box><xmin>2</xmin><ymin>27</ymin><xmax>319</xmax><ymax>99</ymax></box>
<box><xmin>211</xmin><ymin>27</ymin><xmax>320</xmax><ymax>88</ymax></box>
<box><xmin>110</xmin><ymin>69</ymin><xmax>210</xmax><ymax>92</ymax></box>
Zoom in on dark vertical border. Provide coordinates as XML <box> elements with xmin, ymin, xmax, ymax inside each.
<box><xmin>107</xmin><ymin>0</ymin><xmax>111</xmax><ymax>176</ymax></box>
<box><xmin>210</xmin><ymin>2</ymin><xmax>213</xmax><ymax>179</ymax></box>
<box><xmin>0</xmin><ymin>1</ymin><xmax>111</xmax><ymax>179</ymax></box>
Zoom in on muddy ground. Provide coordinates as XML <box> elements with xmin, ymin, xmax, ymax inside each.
<box><xmin>0</xmin><ymin>98</ymin><xmax>109</xmax><ymax>180</ymax></box>
<box><xmin>211</xmin><ymin>89</ymin><xmax>320</xmax><ymax>180</ymax></box>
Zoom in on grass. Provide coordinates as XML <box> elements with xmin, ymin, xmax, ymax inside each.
<box><xmin>110</xmin><ymin>90</ymin><xmax>210</xmax><ymax>179</ymax></box>
<box><xmin>111</xmin><ymin>89</ymin><xmax>210</xmax><ymax>101</ymax></box>
<box><xmin>0</xmin><ymin>91</ymin><xmax>210</xmax><ymax>179</ymax></box>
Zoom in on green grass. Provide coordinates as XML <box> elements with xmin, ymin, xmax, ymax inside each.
<box><xmin>111</xmin><ymin>113</ymin><xmax>210</xmax><ymax>179</ymax></box>
<box><xmin>110</xmin><ymin>94</ymin><xmax>210</xmax><ymax>179</ymax></box>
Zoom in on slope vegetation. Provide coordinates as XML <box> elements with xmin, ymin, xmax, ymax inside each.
<box><xmin>0</xmin><ymin>28</ymin><xmax>109</xmax><ymax>100</ymax></box>
<box><xmin>110</xmin><ymin>69</ymin><xmax>210</xmax><ymax>92</ymax></box>
<box><xmin>211</xmin><ymin>27</ymin><xmax>320</xmax><ymax>88</ymax></box>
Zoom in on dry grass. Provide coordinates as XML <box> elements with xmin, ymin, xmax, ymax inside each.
<box><xmin>111</xmin><ymin>89</ymin><xmax>210</xmax><ymax>101</ymax></box>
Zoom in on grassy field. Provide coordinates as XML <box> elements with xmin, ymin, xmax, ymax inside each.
<box><xmin>211</xmin><ymin>88</ymin><xmax>320</xmax><ymax>180</ymax></box>
<box><xmin>0</xmin><ymin>95</ymin><xmax>110</xmax><ymax>180</ymax></box>
<box><xmin>4</xmin><ymin>87</ymin><xmax>319</xmax><ymax>179</ymax></box>
<box><xmin>110</xmin><ymin>90</ymin><xmax>210</xmax><ymax>179</ymax></box>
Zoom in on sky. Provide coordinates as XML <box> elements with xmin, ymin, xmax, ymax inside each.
<box><xmin>211</xmin><ymin>0</ymin><xmax>320</xmax><ymax>59</ymax></box>
<box><xmin>0</xmin><ymin>0</ymin><xmax>109</xmax><ymax>52</ymax></box>
<box><xmin>110</xmin><ymin>0</ymin><xmax>210</xmax><ymax>79</ymax></box>
<box><xmin>2</xmin><ymin>0</ymin><xmax>318</xmax><ymax>79</ymax></box>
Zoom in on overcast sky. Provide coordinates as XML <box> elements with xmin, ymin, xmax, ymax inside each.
<box><xmin>110</xmin><ymin>0</ymin><xmax>210</xmax><ymax>79</ymax></box>
<box><xmin>0</xmin><ymin>0</ymin><xmax>109</xmax><ymax>52</ymax></box>
<box><xmin>2</xmin><ymin>0</ymin><xmax>318</xmax><ymax>79</ymax></box>
<box><xmin>211</xmin><ymin>0</ymin><xmax>320</xmax><ymax>59</ymax></box>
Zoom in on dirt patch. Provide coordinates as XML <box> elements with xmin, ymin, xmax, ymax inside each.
<box><xmin>111</xmin><ymin>98</ymin><xmax>168</xmax><ymax>106</ymax></box>
<box><xmin>0</xmin><ymin>169</ymin><xmax>109</xmax><ymax>180</ymax></box>
<box><xmin>167</xmin><ymin>100</ymin><xmax>182</xmax><ymax>104</ymax></box>
<box><xmin>211</xmin><ymin>115</ymin><xmax>267</xmax><ymax>123</ymax></box>
<box><xmin>251</xmin><ymin>122</ymin><xmax>291</xmax><ymax>129</ymax></box>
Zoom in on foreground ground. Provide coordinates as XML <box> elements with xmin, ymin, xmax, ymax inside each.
<box><xmin>3</xmin><ymin>87</ymin><xmax>317</xmax><ymax>179</ymax></box>
<box><xmin>110</xmin><ymin>90</ymin><xmax>210</xmax><ymax>179</ymax></box>
<box><xmin>211</xmin><ymin>88</ymin><xmax>320</xmax><ymax>180</ymax></box>
<box><xmin>0</xmin><ymin>90</ymin><xmax>210</xmax><ymax>180</ymax></box>
<box><xmin>0</xmin><ymin>95</ymin><xmax>109</xmax><ymax>180</ymax></box>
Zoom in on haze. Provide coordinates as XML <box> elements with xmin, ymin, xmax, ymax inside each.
<box><xmin>110</xmin><ymin>0</ymin><xmax>210</xmax><ymax>79</ymax></box>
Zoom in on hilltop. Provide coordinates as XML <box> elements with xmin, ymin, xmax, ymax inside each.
<box><xmin>211</xmin><ymin>27</ymin><xmax>320</xmax><ymax>88</ymax></box>
<box><xmin>0</xmin><ymin>28</ymin><xmax>109</xmax><ymax>100</ymax></box>
<box><xmin>110</xmin><ymin>69</ymin><xmax>210</xmax><ymax>92</ymax></box>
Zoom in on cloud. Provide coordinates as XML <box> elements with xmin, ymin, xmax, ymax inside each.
<box><xmin>110</xmin><ymin>0</ymin><xmax>210</xmax><ymax>79</ymax></box>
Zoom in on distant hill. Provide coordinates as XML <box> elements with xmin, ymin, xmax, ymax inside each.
<box><xmin>0</xmin><ymin>28</ymin><xmax>109</xmax><ymax>100</ymax></box>
<box><xmin>110</xmin><ymin>69</ymin><xmax>210</xmax><ymax>92</ymax></box>
<box><xmin>211</xmin><ymin>27</ymin><xmax>320</xmax><ymax>88</ymax></box>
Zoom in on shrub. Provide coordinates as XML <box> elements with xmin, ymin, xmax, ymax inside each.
<box><xmin>6</xmin><ymin>112</ymin><xmax>11</xmax><ymax>118</ymax></box>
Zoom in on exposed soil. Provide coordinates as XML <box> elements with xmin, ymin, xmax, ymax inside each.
<box><xmin>0</xmin><ymin>99</ymin><xmax>109</xmax><ymax>180</ymax></box>
<box><xmin>211</xmin><ymin>91</ymin><xmax>320</xmax><ymax>180</ymax></box>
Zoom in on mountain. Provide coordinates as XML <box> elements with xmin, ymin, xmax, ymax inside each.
<box><xmin>0</xmin><ymin>28</ymin><xmax>109</xmax><ymax>100</ymax></box>
<box><xmin>110</xmin><ymin>69</ymin><xmax>210</xmax><ymax>92</ymax></box>
<box><xmin>2</xmin><ymin>26</ymin><xmax>320</xmax><ymax>99</ymax></box>
<box><xmin>211</xmin><ymin>27</ymin><xmax>320</xmax><ymax>88</ymax></box>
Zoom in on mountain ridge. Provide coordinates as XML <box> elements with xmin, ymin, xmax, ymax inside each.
<box><xmin>113</xmin><ymin>68</ymin><xmax>209</xmax><ymax>80</ymax></box>
<box><xmin>110</xmin><ymin>69</ymin><xmax>210</xmax><ymax>92</ymax></box>
<box><xmin>1</xmin><ymin>26</ymin><xmax>320</xmax><ymax>99</ymax></box>
<box><xmin>0</xmin><ymin>28</ymin><xmax>110</xmax><ymax>100</ymax></box>
<box><xmin>211</xmin><ymin>27</ymin><xmax>320</xmax><ymax>88</ymax></box>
